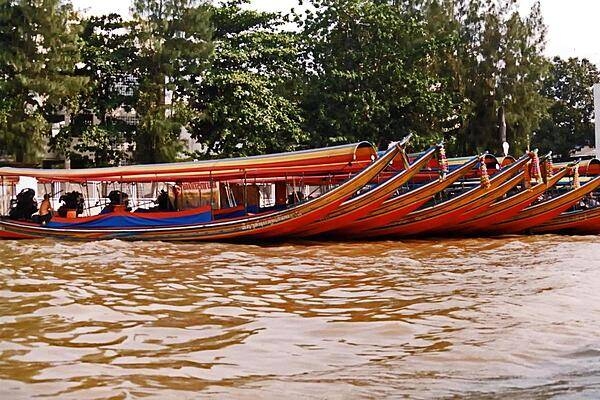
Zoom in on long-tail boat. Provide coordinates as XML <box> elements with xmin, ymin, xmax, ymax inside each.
<box><xmin>455</xmin><ymin>167</ymin><xmax>570</xmax><ymax>235</ymax></box>
<box><xmin>297</xmin><ymin>142</ymin><xmax>441</xmax><ymax>237</ymax></box>
<box><xmin>530</xmin><ymin>159</ymin><xmax>600</xmax><ymax>235</ymax></box>
<box><xmin>338</xmin><ymin>155</ymin><xmax>482</xmax><ymax>236</ymax></box>
<box><xmin>531</xmin><ymin>204</ymin><xmax>600</xmax><ymax>234</ymax></box>
<box><xmin>491</xmin><ymin>175</ymin><xmax>600</xmax><ymax>234</ymax></box>
<box><xmin>0</xmin><ymin>144</ymin><xmax>398</xmax><ymax>241</ymax></box>
<box><xmin>449</xmin><ymin>153</ymin><xmax>565</xmax><ymax>234</ymax></box>
<box><xmin>359</xmin><ymin>153</ymin><xmax>533</xmax><ymax>238</ymax></box>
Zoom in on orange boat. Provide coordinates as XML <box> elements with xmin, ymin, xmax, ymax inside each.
<box><xmin>359</xmin><ymin>153</ymin><xmax>533</xmax><ymax>238</ymax></box>
<box><xmin>298</xmin><ymin>143</ymin><xmax>441</xmax><ymax>237</ymax></box>
<box><xmin>0</xmin><ymin>143</ymin><xmax>395</xmax><ymax>241</ymax></box>
<box><xmin>491</xmin><ymin>175</ymin><xmax>600</xmax><ymax>234</ymax></box>
<box><xmin>531</xmin><ymin>204</ymin><xmax>600</xmax><ymax>234</ymax></box>
<box><xmin>339</xmin><ymin>156</ymin><xmax>482</xmax><ymax>236</ymax></box>
<box><xmin>531</xmin><ymin>161</ymin><xmax>600</xmax><ymax>235</ymax></box>
<box><xmin>455</xmin><ymin>167</ymin><xmax>570</xmax><ymax>235</ymax></box>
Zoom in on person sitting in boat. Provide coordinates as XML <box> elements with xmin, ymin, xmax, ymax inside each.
<box><xmin>170</xmin><ymin>183</ymin><xmax>183</xmax><ymax>211</ymax></box>
<box><xmin>101</xmin><ymin>190</ymin><xmax>131</xmax><ymax>214</ymax></box>
<box><xmin>579</xmin><ymin>193</ymin><xmax>599</xmax><ymax>209</ymax></box>
<box><xmin>287</xmin><ymin>190</ymin><xmax>304</xmax><ymax>205</ymax></box>
<box><xmin>38</xmin><ymin>194</ymin><xmax>53</xmax><ymax>225</ymax></box>
<box><xmin>156</xmin><ymin>189</ymin><xmax>172</xmax><ymax>211</ymax></box>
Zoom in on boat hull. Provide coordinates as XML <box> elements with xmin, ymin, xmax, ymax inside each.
<box><xmin>362</xmin><ymin>155</ymin><xmax>531</xmax><ymax>238</ymax></box>
<box><xmin>0</xmin><ymin>146</ymin><xmax>400</xmax><ymax>241</ymax></box>
<box><xmin>299</xmin><ymin>146</ymin><xmax>439</xmax><ymax>237</ymax></box>
<box><xmin>532</xmin><ymin>206</ymin><xmax>600</xmax><ymax>234</ymax></box>
<box><xmin>492</xmin><ymin>176</ymin><xmax>600</xmax><ymax>234</ymax></box>
<box><xmin>455</xmin><ymin>169</ymin><xmax>570</xmax><ymax>234</ymax></box>
<box><xmin>340</xmin><ymin>156</ymin><xmax>482</xmax><ymax>236</ymax></box>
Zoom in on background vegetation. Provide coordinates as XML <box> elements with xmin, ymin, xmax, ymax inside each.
<box><xmin>0</xmin><ymin>0</ymin><xmax>598</xmax><ymax>165</ymax></box>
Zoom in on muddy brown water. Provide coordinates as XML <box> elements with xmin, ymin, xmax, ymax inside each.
<box><xmin>1</xmin><ymin>236</ymin><xmax>599</xmax><ymax>399</ymax></box>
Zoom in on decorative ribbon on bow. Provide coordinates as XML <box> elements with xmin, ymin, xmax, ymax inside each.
<box><xmin>438</xmin><ymin>145</ymin><xmax>449</xmax><ymax>181</ymax></box>
<box><xmin>530</xmin><ymin>151</ymin><xmax>542</xmax><ymax>183</ymax></box>
<box><xmin>480</xmin><ymin>157</ymin><xmax>491</xmax><ymax>189</ymax></box>
<box><xmin>523</xmin><ymin>161</ymin><xmax>531</xmax><ymax>189</ymax></box>
<box><xmin>573</xmin><ymin>165</ymin><xmax>580</xmax><ymax>189</ymax></box>
<box><xmin>545</xmin><ymin>157</ymin><xmax>554</xmax><ymax>179</ymax></box>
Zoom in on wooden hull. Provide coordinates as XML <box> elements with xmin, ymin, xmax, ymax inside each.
<box><xmin>298</xmin><ymin>146</ymin><xmax>439</xmax><ymax>237</ymax></box>
<box><xmin>456</xmin><ymin>169</ymin><xmax>570</xmax><ymax>234</ymax></box>
<box><xmin>0</xmin><ymin>146</ymin><xmax>400</xmax><ymax>241</ymax></box>
<box><xmin>0</xmin><ymin>231</ymin><xmax>32</xmax><ymax>239</ymax></box>
<box><xmin>362</xmin><ymin>154</ymin><xmax>531</xmax><ymax>238</ymax></box>
<box><xmin>492</xmin><ymin>176</ymin><xmax>600</xmax><ymax>234</ymax></box>
<box><xmin>340</xmin><ymin>156</ymin><xmax>482</xmax><ymax>235</ymax></box>
<box><xmin>532</xmin><ymin>206</ymin><xmax>600</xmax><ymax>234</ymax></box>
<box><xmin>405</xmin><ymin>170</ymin><xmax>526</xmax><ymax>236</ymax></box>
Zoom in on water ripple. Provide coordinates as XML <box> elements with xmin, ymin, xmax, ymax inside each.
<box><xmin>0</xmin><ymin>235</ymin><xmax>599</xmax><ymax>398</ymax></box>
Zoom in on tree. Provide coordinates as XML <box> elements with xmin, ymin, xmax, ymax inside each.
<box><xmin>0</xmin><ymin>0</ymin><xmax>87</xmax><ymax>163</ymax></box>
<box><xmin>532</xmin><ymin>57</ymin><xmax>600</xmax><ymax>159</ymax></box>
<box><xmin>131</xmin><ymin>0</ymin><xmax>213</xmax><ymax>163</ymax></box>
<box><xmin>420</xmin><ymin>0</ymin><xmax>549</xmax><ymax>156</ymax></box>
<box><xmin>50</xmin><ymin>14</ymin><xmax>138</xmax><ymax>167</ymax></box>
<box><xmin>298</xmin><ymin>0</ymin><xmax>457</xmax><ymax>151</ymax></box>
<box><xmin>188</xmin><ymin>0</ymin><xmax>306</xmax><ymax>158</ymax></box>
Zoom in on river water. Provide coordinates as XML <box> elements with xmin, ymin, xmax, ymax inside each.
<box><xmin>0</xmin><ymin>235</ymin><xmax>599</xmax><ymax>399</ymax></box>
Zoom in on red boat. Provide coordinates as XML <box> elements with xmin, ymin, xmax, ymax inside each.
<box><xmin>531</xmin><ymin>205</ymin><xmax>600</xmax><ymax>234</ymax></box>
<box><xmin>298</xmin><ymin>144</ymin><xmax>441</xmax><ymax>237</ymax></box>
<box><xmin>358</xmin><ymin>153</ymin><xmax>533</xmax><ymax>238</ymax></box>
<box><xmin>532</xmin><ymin>160</ymin><xmax>600</xmax><ymax>235</ymax></box>
<box><xmin>455</xmin><ymin>167</ymin><xmax>570</xmax><ymax>234</ymax></box>
<box><xmin>0</xmin><ymin>144</ymin><xmax>397</xmax><ymax>241</ymax></box>
<box><xmin>339</xmin><ymin>156</ymin><xmax>482</xmax><ymax>236</ymax></box>
<box><xmin>492</xmin><ymin>175</ymin><xmax>600</xmax><ymax>234</ymax></box>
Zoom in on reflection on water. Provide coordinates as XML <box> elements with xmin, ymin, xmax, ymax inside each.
<box><xmin>1</xmin><ymin>236</ymin><xmax>600</xmax><ymax>399</ymax></box>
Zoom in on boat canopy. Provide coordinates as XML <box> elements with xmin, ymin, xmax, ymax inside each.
<box><xmin>0</xmin><ymin>142</ymin><xmax>376</xmax><ymax>183</ymax></box>
<box><xmin>554</xmin><ymin>158</ymin><xmax>600</xmax><ymax>176</ymax></box>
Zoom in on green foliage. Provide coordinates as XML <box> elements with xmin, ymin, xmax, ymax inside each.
<box><xmin>131</xmin><ymin>0</ymin><xmax>213</xmax><ymax>163</ymax></box>
<box><xmin>299</xmin><ymin>0</ymin><xmax>455</xmax><ymax>150</ymax></box>
<box><xmin>1</xmin><ymin>0</ymin><xmax>593</xmax><ymax>164</ymax></box>
<box><xmin>188</xmin><ymin>0</ymin><xmax>307</xmax><ymax>158</ymax></box>
<box><xmin>532</xmin><ymin>57</ymin><xmax>600</xmax><ymax>159</ymax></box>
<box><xmin>50</xmin><ymin>14</ymin><xmax>137</xmax><ymax>166</ymax></box>
<box><xmin>421</xmin><ymin>0</ymin><xmax>549</xmax><ymax>155</ymax></box>
<box><xmin>0</xmin><ymin>0</ymin><xmax>87</xmax><ymax>163</ymax></box>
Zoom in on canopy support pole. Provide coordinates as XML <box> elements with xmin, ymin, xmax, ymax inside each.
<box><xmin>209</xmin><ymin>171</ymin><xmax>214</xmax><ymax>220</ymax></box>
<box><xmin>1</xmin><ymin>176</ymin><xmax>4</xmax><ymax>217</ymax></box>
<box><xmin>84</xmin><ymin>182</ymin><xmax>91</xmax><ymax>216</ymax></box>
<box><xmin>243</xmin><ymin>170</ymin><xmax>247</xmax><ymax>215</ymax></box>
<box><xmin>594</xmin><ymin>83</ymin><xmax>600</xmax><ymax>157</ymax></box>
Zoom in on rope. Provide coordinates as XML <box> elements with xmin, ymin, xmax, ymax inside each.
<box><xmin>438</xmin><ymin>145</ymin><xmax>449</xmax><ymax>181</ymax></box>
<box><xmin>530</xmin><ymin>151</ymin><xmax>542</xmax><ymax>183</ymax></box>
<box><xmin>523</xmin><ymin>161</ymin><xmax>531</xmax><ymax>189</ymax></box>
<box><xmin>480</xmin><ymin>157</ymin><xmax>491</xmax><ymax>189</ymax></box>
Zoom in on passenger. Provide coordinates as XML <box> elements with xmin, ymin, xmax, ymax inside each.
<box><xmin>171</xmin><ymin>183</ymin><xmax>183</xmax><ymax>211</ymax></box>
<box><xmin>588</xmin><ymin>193</ymin><xmax>599</xmax><ymax>208</ymax></box>
<box><xmin>39</xmin><ymin>194</ymin><xmax>53</xmax><ymax>225</ymax></box>
<box><xmin>287</xmin><ymin>190</ymin><xmax>305</xmax><ymax>205</ymax></box>
<box><xmin>56</xmin><ymin>191</ymin><xmax>85</xmax><ymax>217</ymax></box>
